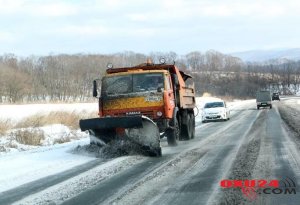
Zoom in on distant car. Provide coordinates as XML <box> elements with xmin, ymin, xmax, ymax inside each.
<box><xmin>256</xmin><ymin>90</ymin><xmax>272</xmax><ymax>109</ymax></box>
<box><xmin>202</xmin><ymin>100</ymin><xmax>230</xmax><ymax>123</ymax></box>
<box><xmin>272</xmin><ymin>92</ymin><xmax>280</xmax><ymax>101</ymax></box>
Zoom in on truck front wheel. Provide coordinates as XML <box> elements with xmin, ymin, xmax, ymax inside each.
<box><xmin>166</xmin><ymin>118</ymin><xmax>179</xmax><ymax>146</ymax></box>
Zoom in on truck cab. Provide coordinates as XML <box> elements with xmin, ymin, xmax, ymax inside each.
<box><xmin>99</xmin><ymin>69</ymin><xmax>175</xmax><ymax>130</ymax></box>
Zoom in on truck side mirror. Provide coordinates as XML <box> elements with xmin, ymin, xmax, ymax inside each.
<box><xmin>93</xmin><ymin>80</ymin><xmax>98</xmax><ymax>97</ymax></box>
<box><xmin>157</xmin><ymin>87</ymin><xmax>163</xmax><ymax>92</ymax></box>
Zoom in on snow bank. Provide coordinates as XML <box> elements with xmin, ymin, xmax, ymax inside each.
<box><xmin>0</xmin><ymin>103</ymin><xmax>97</xmax><ymax>155</ymax></box>
<box><xmin>0</xmin><ymin>124</ymin><xmax>89</xmax><ymax>154</ymax></box>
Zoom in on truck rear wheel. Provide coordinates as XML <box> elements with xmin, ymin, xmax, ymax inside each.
<box><xmin>166</xmin><ymin>118</ymin><xmax>179</xmax><ymax>146</ymax></box>
<box><xmin>190</xmin><ymin>113</ymin><xmax>195</xmax><ymax>139</ymax></box>
<box><xmin>181</xmin><ymin>113</ymin><xmax>194</xmax><ymax>140</ymax></box>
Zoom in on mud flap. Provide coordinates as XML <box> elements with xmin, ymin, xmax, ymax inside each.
<box><xmin>126</xmin><ymin>116</ymin><xmax>161</xmax><ymax>156</ymax></box>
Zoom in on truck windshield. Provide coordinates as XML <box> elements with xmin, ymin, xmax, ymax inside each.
<box><xmin>102</xmin><ymin>73</ymin><xmax>164</xmax><ymax>95</ymax></box>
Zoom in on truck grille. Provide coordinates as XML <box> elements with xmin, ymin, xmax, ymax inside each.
<box><xmin>113</xmin><ymin>110</ymin><xmax>154</xmax><ymax>118</ymax></box>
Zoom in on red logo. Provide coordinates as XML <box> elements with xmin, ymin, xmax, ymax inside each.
<box><xmin>220</xmin><ymin>179</ymin><xmax>279</xmax><ymax>200</ymax></box>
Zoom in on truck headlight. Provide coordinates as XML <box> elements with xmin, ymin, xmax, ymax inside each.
<box><xmin>156</xmin><ymin>111</ymin><xmax>163</xmax><ymax>117</ymax></box>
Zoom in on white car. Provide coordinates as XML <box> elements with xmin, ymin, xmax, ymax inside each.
<box><xmin>202</xmin><ymin>100</ymin><xmax>230</xmax><ymax>123</ymax></box>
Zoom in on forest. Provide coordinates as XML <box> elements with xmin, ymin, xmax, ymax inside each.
<box><xmin>0</xmin><ymin>50</ymin><xmax>299</xmax><ymax>103</ymax></box>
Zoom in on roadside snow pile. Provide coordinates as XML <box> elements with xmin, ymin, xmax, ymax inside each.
<box><xmin>0</xmin><ymin>124</ymin><xmax>89</xmax><ymax>154</ymax></box>
<box><xmin>278</xmin><ymin>99</ymin><xmax>300</xmax><ymax>136</ymax></box>
<box><xmin>40</xmin><ymin>124</ymin><xmax>87</xmax><ymax>145</ymax></box>
<box><xmin>0</xmin><ymin>103</ymin><xmax>97</xmax><ymax>155</ymax></box>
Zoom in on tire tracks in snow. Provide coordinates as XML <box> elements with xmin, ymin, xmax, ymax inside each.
<box><xmin>210</xmin><ymin>110</ymin><xmax>266</xmax><ymax>205</ymax></box>
<box><xmin>211</xmin><ymin>104</ymin><xmax>300</xmax><ymax>205</ymax></box>
<box><xmin>106</xmin><ymin>108</ymin><xmax>260</xmax><ymax>205</ymax></box>
<box><xmin>267</xmin><ymin>105</ymin><xmax>300</xmax><ymax>205</ymax></box>
<box><xmin>0</xmin><ymin>159</ymin><xmax>105</xmax><ymax>205</ymax></box>
<box><xmin>11</xmin><ymin>156</ymin><xmax>145</xmax><ymax>205</ymax></box>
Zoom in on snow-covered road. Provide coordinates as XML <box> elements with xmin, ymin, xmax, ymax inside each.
<box><xmin>1</xmin><ymin>97</ymin><xmax>300</xmax><ymax>205</ymax></box>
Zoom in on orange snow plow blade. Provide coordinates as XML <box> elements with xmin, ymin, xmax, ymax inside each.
<box><xmin>79</xmin><ymin>115</ymin><xmax>161</xmax><ymax>156</ymax></box>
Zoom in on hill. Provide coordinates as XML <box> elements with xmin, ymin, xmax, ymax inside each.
<box><xmin>230</xmin><ymin>48</ymin><xmax>300</xmax><ymax>62</ymax></box>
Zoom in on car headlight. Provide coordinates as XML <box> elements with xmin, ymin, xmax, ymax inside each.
<box><xmin>219</xmin><ymin>110</ymin><xmax>226</xmax><ymax>115</ymax></box>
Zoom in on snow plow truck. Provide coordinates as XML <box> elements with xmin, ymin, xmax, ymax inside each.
<box><xmin>79</xmin><ymin>59</ymin><xmax>196</xmax><ymax>156</ymax></box>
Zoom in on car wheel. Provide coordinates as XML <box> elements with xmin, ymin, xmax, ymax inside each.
<box><xmin>224</xmin><ymin>114</ymin><xmax>228</xmax><ymax>121</ymax></box>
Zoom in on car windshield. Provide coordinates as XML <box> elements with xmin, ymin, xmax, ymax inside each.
<box><xmin>101</xmin><ymin>73</ymin><xmax>164</xmax><ymax>95</ymax></box>
<box><xmin>204</xmin><ymin>102</ymin><xmax>224</xmax><ymax>108</ymax></box>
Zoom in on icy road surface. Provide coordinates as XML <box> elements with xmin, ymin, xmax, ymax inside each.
<box><xmin>1</xmin><ymin>97</ymin><xmax>300</xmax><ymax>205</ymax></box>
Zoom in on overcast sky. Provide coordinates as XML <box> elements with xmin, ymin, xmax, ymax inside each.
<box><xmin>1</xmin><ymin>0</ymin><xmax>300</xmax><ymax>56</ymax></box>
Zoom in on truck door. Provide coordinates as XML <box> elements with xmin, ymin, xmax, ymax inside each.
<box><xmin>164</xmin><ymin>74</ymin><xmax>175</xmax><ymax>118</ymax></box>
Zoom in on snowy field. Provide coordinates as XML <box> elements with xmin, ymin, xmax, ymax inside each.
<box><xmin>0</xmin><ymin>103</ymin><xmax>98</xmax><ymax>123</ymax></box>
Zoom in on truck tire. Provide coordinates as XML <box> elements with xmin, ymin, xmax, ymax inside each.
<box><xmin>166</xmin><ymin>117</ymin><xmax>179</xmax><ymax>146</ymax></box>
<box><xmin>181</xmin><ymin>113</ymin><xmax>195</xmax><ymax>140</ymax></box>
<box><xmin>147</xmin><ymin>147</ymin><xmax>162</xmax><ymax>157</ymax></box>
<box><xmin>190</xmin><ymin>113</ymin><xmax>195</xmax><ymax>139</ymax></box>
<box><xmin>181</xmin><ymin>115</ymin><xmax>191</xmax><ymax>140</ymax></box>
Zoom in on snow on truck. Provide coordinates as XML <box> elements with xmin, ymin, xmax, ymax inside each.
<box><xmin>79</xmin><ymin>59</ymin><xmax>196</xmax><ymax>156</ymax></box>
